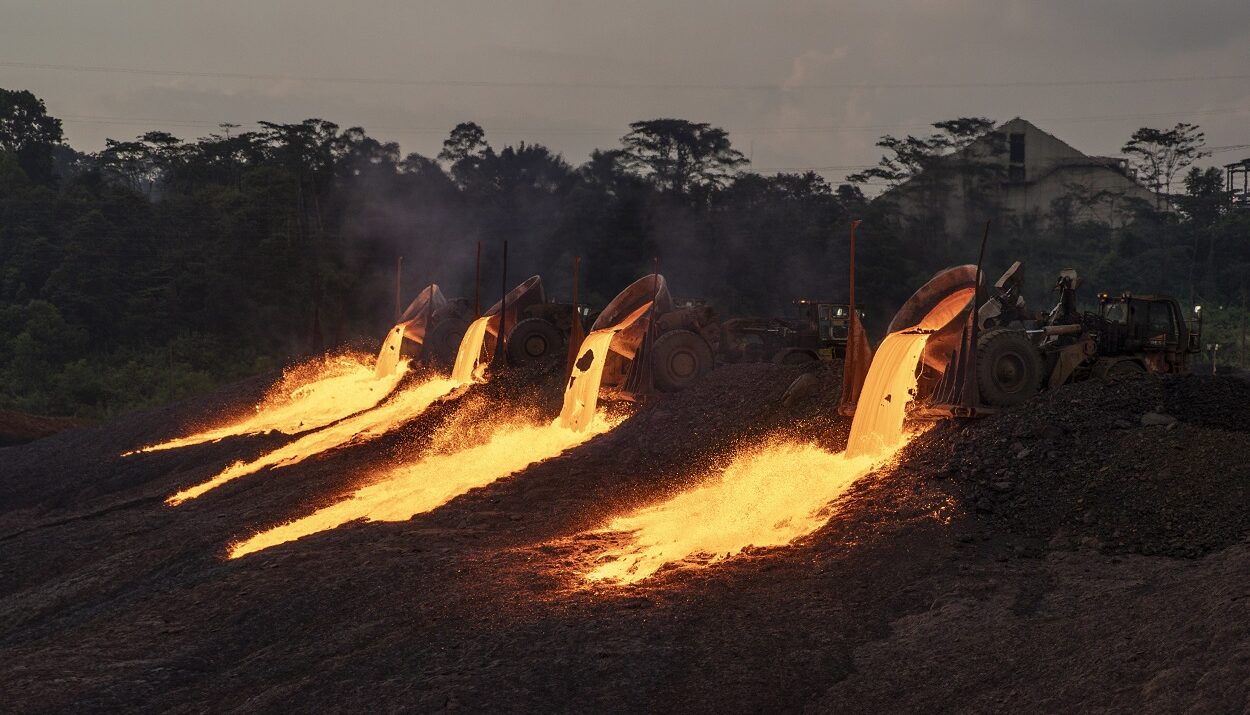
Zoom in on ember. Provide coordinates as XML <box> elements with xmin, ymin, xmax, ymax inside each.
<box><xmin>583</xmin><ymin>329</ymin><xmax>930</xmax><ymax>584</ymax></box>
<box><xmin>165</xmin><ymin>376</ymin><xmax>458</xmax><ymax>506</ymax></box>
<box><xmin>226</xmin><ymin>304</ymin><xmax>638</xmax><ymax>555</ymax></box>
<box><xmin>129</xmin><ymin>353</ymin><xmax>408</xmax><ymax>455</ymax></box>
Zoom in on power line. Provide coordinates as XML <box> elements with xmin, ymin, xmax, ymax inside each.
<box><xmin>55</xmin><ymin>104</ymin><xmax>1250</xmax><ymax>138</ymax></box>
<box><xmin>6</xmin><ymin>60</ymin><xmax>1250</xmax><ymax>92</ymax></box>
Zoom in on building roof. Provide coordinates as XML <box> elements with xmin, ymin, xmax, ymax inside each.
<box><xmin>881</xmin><ymin>117</ymin><xmax>1147</xmax><ymax>193</ymax></box>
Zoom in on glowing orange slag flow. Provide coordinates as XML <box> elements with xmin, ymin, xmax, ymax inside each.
<box><xmin>227</xmin><ymin>311</ymin><xmax>637</xmax><ymax>557</ymax></box>
<box><xmin>166</xmin><ymin>377</ymin><xmax>457</xmax><ymax>506</ymax></box>
<box><xmin>584</xmin><ymin>329</ymin><xmax>932</xmax><ymax>584</ymax></box>
<box><xmin>128</xmin><ymin>353</ymin><xmax>409</xmax><ymax>455</ymax></box>
<box><xmin>559</xmin><ymin>301</ymin><xmax>653</xmax><ymax>431</ymax></box>
<box><xmin>451</xmin><ymin>316</ymin><xmax>493</xmax><ymax>384</ymax></box>
<box><xmin>168</xmin><ymin>316</ymin><xmax>497</xmax><ymax>506</ymax></box>
<box><xmin>373</xmin><ymin>323</ymin><xmax>408</xmax><ymax>379</ymax></box>
<box><xmin>917</xmin><ymin>287</ymin><xmax>975</xmax><ymax>331</ymax></box>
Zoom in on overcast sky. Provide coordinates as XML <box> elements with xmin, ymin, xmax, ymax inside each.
<box><xmin>3</xmin><ymin>0</ymin><xmax>1249</xmax><ymax>185</ymax></box>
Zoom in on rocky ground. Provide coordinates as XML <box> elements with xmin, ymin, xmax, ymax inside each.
<box><xmin>1</xmin><ymin>360</ymin><xmax>1249</xmax><ymax>713</ymax></box>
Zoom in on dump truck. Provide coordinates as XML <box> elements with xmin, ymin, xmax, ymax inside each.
<box><xmin>721</xmin><ymin>300</ymin><xmax>863</xmax><ymax>365</ymax></box>
<box><xmin>904</xmin><ymin>262</ymin><xmax>1202</xmax><ymax>414</ymax></box>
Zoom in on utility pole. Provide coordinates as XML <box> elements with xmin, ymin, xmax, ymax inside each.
<box><xmin>847</xmin><ymin>219</ymin><xmax>859</xmax><ymax>343</ymax></box>
<box><xmin>963</xmin><ymin>221</ymin><xmax>992</xmax><ymax>411</ymax></box>
<box><xmin>492</xmin><ymin>240</ymin><xmax>508</xmax><ymax>366</ymax></box>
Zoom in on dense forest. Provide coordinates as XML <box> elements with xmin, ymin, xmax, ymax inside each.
<box><xmin>1</xmin><ymin>88</ymin><xmax>1247</xmax><ymax>417</ymax></box>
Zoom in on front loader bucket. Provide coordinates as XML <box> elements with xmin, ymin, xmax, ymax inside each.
<box><xmin>587</xmin><ymin>274</ymin><xmax>670</xmax><ymax>400</ymax></box>
<box><xmin>481</xmin><ymin>275</ymin><xmax>547</xmax><ymax>362</ymax></box>
<box><xmin>592</xmin><ymin>274</ymin><xmax>672</xmax><ymax>332</ymax></box>
<box><xmin>888</xmin><ymin>265</ymin><xmax>978</xmax><ymax>333</ymax></box>
<box><xmin>885</xmin><ymin>266</ymin><xmax>982</xmax><ymax>414</ymax></box>
<box><xmin>888</xmin><ymin>265</ymin><xmax>978</xmax><ymax>380</ymax></box>
<box><xmin>376</xmin><ymin>284</ymin><xmax>448</xmax><ymax>377</ymax></box>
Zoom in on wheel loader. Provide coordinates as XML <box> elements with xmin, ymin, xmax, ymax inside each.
<box><xmin>380</xmin><ymin>276</ymin><xmax>572</xmax><ymax>374</ymax></box>
<box><xmin>721</xmin><ymin>300</ymin><xmax>863</xmax><ymax>365</ymax></box>
<box><xmin>467</xmin><ymin>275</ymin><xmax>600</xmax><ymax>370</ymax></box>
<box><xmin>376</xmin><ymin>284</ymin><xmax>475</xmax><ymax>376</ymax></box>
<box><xmin>581</xmin><ymin>274</ymin><xmax>725</xmax><ymax>399</ymax></box>
<box><xmin>911</xmin><ymin>262</ymin><xmax>1202</xmax><ymax>413</ymax></box>
<box><xmin>501</xmin><ymin>298</ymin><xmax>594</xmax><ymax>367</ymax></box>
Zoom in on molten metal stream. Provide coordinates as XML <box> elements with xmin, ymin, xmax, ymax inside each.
<box><xmin>169</xmin><ymin>316</ymin><xmax>496</xmax><ymax>506</ymax></box>
<box><xmin>166</xmin><ymin>377</ymin><xmax>458</xmax><ymax>505</ymax></box>
<box><xmin>844</xmin><ymin>331</ymin><xmax>930</xmax><ymax>459</ymax></box>
<box><xmin>131</xmin><ymin>354</ymin><xmax>408</xmax><ymax>454</ymax></box>
<box><xmin>451</xmin><ymin>317</ymin><xmax>492</xmax><ymax>384</ymax></box>
<box><xmin>374</xmin><ymin>324</ymin><xmax>407</xmax><ymax>379</ymax></box>
<box><xmin>227</xmin><ymin>311</ymin><xmax>636</xmax><ymax>556</ymax></box>
<box><xmin>560</xmin><ymin>301</ymin><xmax>652</xmax><ymax>431</ymax></box>
<box><xmin>584</xmin><ymin>330</ymin><xmax>931</xmax><ymax>584</ymax></box>
<box><xmin>229</xmin><ymin>413</ymin><xmax>616</xmax><ymax>557</ymax></box>
<box><xmin>225</xmin><ymin>310</ymin><xmax>640</xmax><ymax>555</ymax></box>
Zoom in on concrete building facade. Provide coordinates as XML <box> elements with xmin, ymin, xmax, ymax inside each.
<box><xmin>879</xmin><ymin>118</ymin><xmax>1159</xmax><ymax>234</ymax></box>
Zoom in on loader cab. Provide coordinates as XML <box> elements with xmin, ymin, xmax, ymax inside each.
<box><xmin>794</xmin><ymin>300</ymin><xmax>863</xmax><ymax>344</ymax></box>
<box><xmin>1097</xmin><ymin>293</ymin><xmax>1199</xmax><ymax>367</ymax></box>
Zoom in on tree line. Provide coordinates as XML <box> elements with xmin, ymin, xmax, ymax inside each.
<box><xmin>1</xmin><ymin>87</ymin><xmax>1246</xmax><ymax>417</ymax></box>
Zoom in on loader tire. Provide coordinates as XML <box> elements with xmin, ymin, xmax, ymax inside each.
<box><xmin>652</xmin><ymin>329</ymin><xmax>714</xmax><ymax>392</ymax></box>
<box><xmin>425</xmin><ymin>318</ymin><xmax>469</xmax><ymax>370</ymax></box>
<box><xmin>975</xmin><ymin>328</ymin><xmax>1042</xmax><ymax>408</ymax></box>
<box><xmin>506</xmin><ymin>318</ymin><xmax>565</xmax><ymax>367</ymax></box>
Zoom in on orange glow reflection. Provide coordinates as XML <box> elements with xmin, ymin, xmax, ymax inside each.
<box><xmin>228</xmin><ymin>412</ymin><xmax>617</xmax><ymax>558</ymax></box>
<box><xmin>129</xmin><ymin>353</ymin><xmax>408</xmax><ymax>455</ymax></box>
<box><xmin>168</xmin><ymin>312</ymin><xmax>497</xmax><ymax>505</ymax></box>
<box><xmin>582</xmin><ymin>330</ymin><xmax>930</xmax><ymax>584</ymax></box>
<box><xmin>226</xmin><ymin>301</ymin><xmax>642</xmax><ymax>556</ymax></box>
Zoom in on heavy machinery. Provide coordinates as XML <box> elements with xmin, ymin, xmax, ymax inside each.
<box><xmin>585</xmin><ymin>276</ymin><xmax>876</xmax><ymax>399</ymax></box>
<box><xmin>721</xmin><ymin>300</ymin><xmax>863</xmax><ymax>365</ymax></box>
<box><xmin>971</xmin><ymin>264</ymin><xmax>1200</xmax><ymax>407</ymax></box>
<box><xmin>501</xmin><ymin>295</ymin><xmax>594</xmax><ymax>367</ymax></box>
<box><xmin>376</xmin><ymin>285</ymin><xmax>474</xmax><ymax>376</ymax></box>
<box><xmin>382</xmin><ymin>276</ymin><xmax>600</xmax><ymax>374</ymax></box>
<box><xmin>908</xmin><ymin>262</ymin><xmax>1202</xmax><ymax>413</ymax></box>
<box><xmin>587</xmin><ymin>274</ymin><xmax>725</xmax><ymax>398</ymax></box>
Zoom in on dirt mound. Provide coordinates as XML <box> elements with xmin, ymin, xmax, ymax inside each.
<box><xmin>597</xmin><ymin>360</ymin><xmax>846</xmax><ymax>465</ymax></box>
<box><xmin>906</xmin><ymin>373</ymin><xmax>1250</xmax><ymax>558</ymax></box>
<box><xmin>4</xmin><ymin>361</ymin><xmax>1250</xmax><ymax>713</ymax></box>
<box><xmin>0</xmin><ymin>409</ymin><xmax>95</xmax><ymax>446</ymax></box>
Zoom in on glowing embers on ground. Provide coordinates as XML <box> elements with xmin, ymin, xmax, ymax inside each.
<box><xmin>229</xmin><ymin>312</ymin><xmax>631</xmax><ymax>557</ymax></box>
<box><xmin>166</xmin><ymin>377</ymin><xmax>458</xmax><ymax>505</ymax></box>
<box><xmin>167</xmin><ymin>313</ymin><xmax>497</xmax><ymax>506</ymax></box>
<box><xmin>583</xmin><ymin>330</ymin><xmax>932</xmax><ymax>584</ymax></box>
<box><xmin>229</xmin><ymin>412</ymin><xmax>617</xmax><ymax>558</ymax></box>
<box><xmin>130</xmin><ymin>353</ymin><xmax>409</xmax><ymax>454</ymax></box>
<box><xmin>586</xmin><ymin>443</ymin><xmax>877</xmax><ymax>583</ymax></box>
